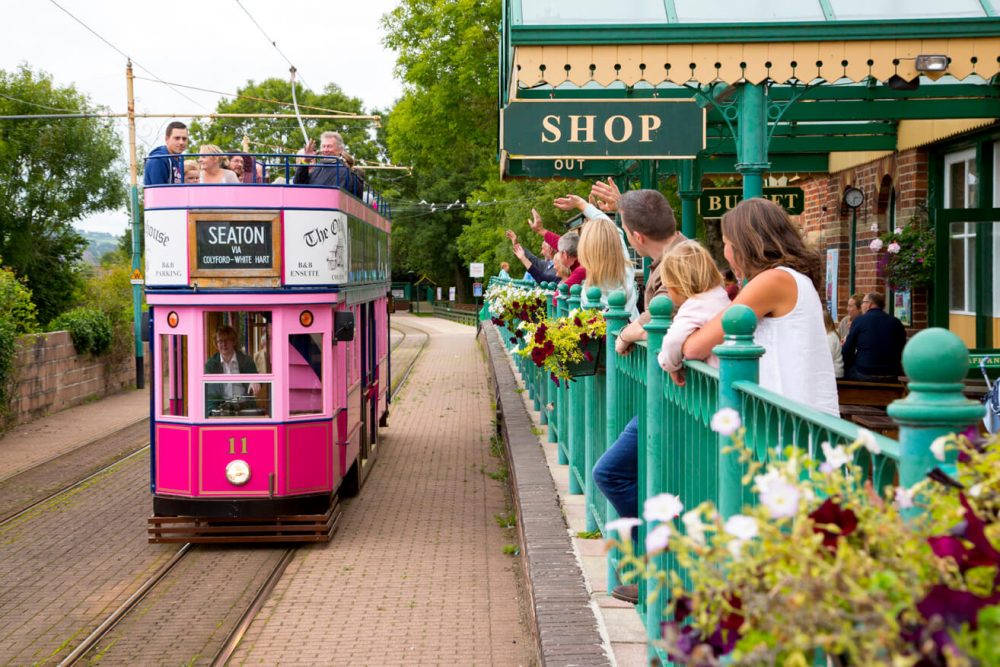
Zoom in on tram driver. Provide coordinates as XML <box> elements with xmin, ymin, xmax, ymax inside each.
<box><xmin>204</xmin><ymin>325</ymin><xmax>260</xmax><ymax>415</ymax></box>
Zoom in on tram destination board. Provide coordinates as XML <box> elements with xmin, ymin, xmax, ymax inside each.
<box><xmin>190</xmin><ymin>212</ymin><xmax>282</xmax><ymax>280</ymax></box>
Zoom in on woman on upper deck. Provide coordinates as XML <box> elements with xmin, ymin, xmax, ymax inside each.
<box><xmin>197</xmin><ymin>145</ymin><xmax>239</xmax><ymax>184</ymax></box>
<box><xmin>680</xmin><ymin>198</ymin><xmax>839</xmax><ymax>416</ymax></box>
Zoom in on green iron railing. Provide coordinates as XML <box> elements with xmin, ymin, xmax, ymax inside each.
<box><xmin>484</xmin><ymin>278</ymin><xmax>985</xmax><ymax>662</ymax></box>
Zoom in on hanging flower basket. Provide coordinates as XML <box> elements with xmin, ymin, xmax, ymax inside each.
<box><xmin>516</xmin><ymin>308</ymin><xmax>606</xmax><ymax>385</ymax></box>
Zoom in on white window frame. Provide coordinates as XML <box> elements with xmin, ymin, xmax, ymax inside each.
<box><xmin>945</xmin><ymin>148</ymin><xmax>977</xmax><ymax>315</ymax></box>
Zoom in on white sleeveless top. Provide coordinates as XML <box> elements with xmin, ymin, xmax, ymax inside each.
<box><xmin>754</xmin><ymin>267</ymin><xmax>840</xmax><ymax>417</ymax></box>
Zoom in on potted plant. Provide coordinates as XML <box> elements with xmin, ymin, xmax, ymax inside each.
<box><xmin>870</xmin><ymin>217</ymin><xmax>936</xmax><ymax>291</ymax></box>
<box><xmin>606</xmin><ymin>413</ymin><xmax>1000</xmax><ymax>666</ymax></box>
<box><xmin>516</xmin><ymin>308</ymin><xmax>606</xmax><ymax>385</ymax></box>
<box><xmin>484</xmin><ymin>283</ymin><xmax>548</xmax><ymax>345</ymax></box>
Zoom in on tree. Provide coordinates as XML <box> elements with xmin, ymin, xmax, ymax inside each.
<box><xmin>380</xmin><ymin>0</ymin><xmax>502</xmax><ymax>287</ymax></box>
<box><xmin>0</xmin><ymin>65</ymin><xmax>126</xmax><ymax>323</ymax></box>
<box><xmin>187</xmin><ymin>78</ymin><xmax>379</xmax><ymax>171</ymax></box>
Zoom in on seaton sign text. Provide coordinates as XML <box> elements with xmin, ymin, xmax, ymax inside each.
<box><xmin>502</xmin><ymin>101</ymin><xmax>705</xmax><ymax>159</ymax></box>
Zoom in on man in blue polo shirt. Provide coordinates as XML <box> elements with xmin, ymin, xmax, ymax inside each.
<box><xmin>144</xmin><ymin>121</ymin><xmax>189</xmax><ymax>185</ymax></box>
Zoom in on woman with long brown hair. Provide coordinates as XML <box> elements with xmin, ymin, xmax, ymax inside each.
<box><xmin>682</xmin><ymin>198</ymin><xmax>839</xmax><ymax>416</ymax></box>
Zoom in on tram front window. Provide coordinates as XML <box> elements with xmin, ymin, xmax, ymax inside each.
<box><xmin>203</xmin><ymin>311</ymin><xmax>272</xmax><ymax>419</ymax></box>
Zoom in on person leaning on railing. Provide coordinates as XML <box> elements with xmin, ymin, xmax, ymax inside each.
<box><xmin>681</xmin><ymin>198</ymin><xmax>840</xmax><ymax>416</ymax></box>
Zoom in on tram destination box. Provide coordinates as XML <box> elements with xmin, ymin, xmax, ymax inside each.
<box><xmin>190</xmin><ymin>211</ymin><xmax>282</xmax><ymax>286</ymax></box>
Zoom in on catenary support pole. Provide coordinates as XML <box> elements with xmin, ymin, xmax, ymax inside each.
<box><xmin>126</xmin><ymin>61</ymin><xmax>144</xmax><ymax>389</ymax></box>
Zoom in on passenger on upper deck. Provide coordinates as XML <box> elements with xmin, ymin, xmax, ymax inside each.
<box><xmin>294</xmin><ymin>131</ymin><xmax>349</xmax><ymax>187</ymax></box>
<box><xmin>197</xmin><ymin>145</ymin><xmax>240</xmax><ymax>184</ymax></box>
<box><xmin>144</xmin><ymin>121</ymin><xmax>188</xmax><ymax>185</ymax></box>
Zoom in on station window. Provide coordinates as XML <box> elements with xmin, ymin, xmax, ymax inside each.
<box><xmin>160</xmin><ymin>334</ymin><xmax>188</xmax><ymax>417</ymax></box>
<box><xmin>288</xmin><ymin>333</ymin><xmax>324</xmax><ymax>416</ymax></box>
<box><xmin>203</xmin><ymin>310</ymin><xmax>272</xmax><ymax>419</ymax></box>
<box><xmin>945</xmin><ymin>149</ymin><xmax>977</xmax><ymax>315</ymax></box>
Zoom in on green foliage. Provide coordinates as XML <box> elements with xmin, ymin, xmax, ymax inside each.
<box><xmin>187</xmin><ymin>78</ymin><xmax>378</xmax><ymax>162</ymax></box>
<box><xmin>49</xmin><ymin>307</ymin><xmax>114</xmax><ymax>356</ymax></box>
<box><xmin>516</xmin><ymin>309</ymin><xmax>606</xmax><ymax>382</ymax></box>
<box><xmin>0</xmin><ymin>262</ymin><xmax>38</xmax><ymax>334</ymax></box>
<box><xmin>75</xmin><ymin>257</ymin><xmax>137</xmax><ymax>364</ymax></box>
<box><xmin>875</xmin><ymin>217</ymin><xmax>935</xmax><ymax>290</ymax></box>
<box><xmin>0</xmin><ymin>314</ymin><xmax>17</xmax><ymax>427</ymax></box>
<box><xmin>0</xmin><ymin>65</ymin><xmax>126</xmax><ymax>324</ymax></box>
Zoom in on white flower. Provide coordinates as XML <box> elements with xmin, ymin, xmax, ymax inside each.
<box><xmin>605</xmin><ymin>517</ymin><xmax>642</xmax><ymax>541</ymax></box>
<box><xmin>930</xmin><ymin>435</ymin><xmax>949</xmax><ymax>462</ymax></box>
<box><xmin>645</xmin><ymin>524</ymin><xmax>672</xmax><ymax>554</ymax></box>
<box><xmin>887</xmin><ymin>242</ymin><xmax>901</xmax><ymax>255</ymax></box>
<box><xmin>869</xmin><ymin>222</ymin><xmax>879</xmax><ymax>232</ymax></box>
<box><xmin>969</xmin><ymin>483</ymin><xmax>983</xmax><ymax>498</ymax></box>
<box><xmin>894</xmin><ymin>226</ymin><xmax>904</xmax><ymax>235</ymax></box>
<box><xmin>724</xmin><ymin>514</ymin><xmax>758</xmax><ymax>541</ymax></box>
<box><xmin>681</xmin><ymin>510</ymin><xmax>706</xmax><ymax>546</ymax></box>
<box><xmin>894</xmin><ymin>486</ymin><xmax>915</xmax><ymax>509</ymax></box>
<box><xmin>711</xmin><ymin>408</ymin><xmax>742</xmax><ymax>436</ymax></box>
<box><xmin>643</xmin><ymin>493</ymin><xmax>684</xmax><ymax>523</ymax></box>
<box><xmin>869</xmin><ymin>238</ymin><xmax>884</xmax><ymax>252</ymax></box>
<box><xmin>821</xmin><ymin>441</ymin><xmax>851</xmax><ymax>470</ymax></box>
<box><xmin>757</xmin><ymin>475</ymin><xmax>801</xmax><ymax>519</ymax></box>
<box><xmin>856</xmin><ymin>429</ymin><xmax>881</xmax><ymax>455</ymax></box>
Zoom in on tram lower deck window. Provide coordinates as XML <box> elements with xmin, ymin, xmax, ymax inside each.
<box><xmin>160</xmin><ymin>334</ymin><xmax>188</xmax><ymax>417</ymax></box>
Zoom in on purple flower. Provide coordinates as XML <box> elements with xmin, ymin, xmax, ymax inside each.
<box><xmin>809</xmin><ymin>498</ymin><xmax>858</xmax><ymax>551</ymax></box>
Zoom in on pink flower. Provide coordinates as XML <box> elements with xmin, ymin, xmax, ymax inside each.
<box><xmin>887</xmin><ymin>242</ymin><xmax>901</xmax><ymax>255</ymax></box>
<box><xmin>869</xmin><ymin>238</ymin><xmax>884</xmax><ymax>252</ymax></box>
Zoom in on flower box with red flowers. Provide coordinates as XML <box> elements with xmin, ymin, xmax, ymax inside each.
<box><xmin>516</xmin><ymin>308</ymin><xmax>606</xmax><ymax>384</ymax></box>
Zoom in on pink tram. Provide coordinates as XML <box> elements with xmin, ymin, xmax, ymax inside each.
<box><xmin>143</xmin><ymin>159</ymin><xmax>390</xmax><ymax>543</ymax></box>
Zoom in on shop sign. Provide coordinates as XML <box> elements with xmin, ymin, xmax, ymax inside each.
<box><xmin>700</xmin><ymin>187</ymin><xmax>805</xmax><ymax>217</ymax></box>
<box><xmin>502</xmin><ymin>100</ymin><xmax>705</xmax><ymax>159</ymax></box>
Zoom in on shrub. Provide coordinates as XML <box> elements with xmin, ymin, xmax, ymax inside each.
<box><xmin>0</xmin><ymin>263</ymin><xmax>39</xmax><ymax>334</ymax></box>
<box><xmin>49</xmin><ymin>307</ymin><xmax>114</xmax><ymax>356</ymax></box>
<box><xmin>0</xmin><ymin>314</ymin><xmax>17</xmax><ymax>427</ymax></box>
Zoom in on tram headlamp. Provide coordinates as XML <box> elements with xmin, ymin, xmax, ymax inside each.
<box><xmin>225</xmin><ymin>459</ymin><xmax>251</xmax><ymax>486</ymax></box>
<box><xmin>299</xmin><ymin>310</ymin><xmax>314</xmax><ymax>327</ymax></box>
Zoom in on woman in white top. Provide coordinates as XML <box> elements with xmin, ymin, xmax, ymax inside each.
<box><xmin>682</xmin><ymin>198</ymin><xmax>839</xmax><ymax>417</ymax></box>
<box><xmin>197</xmin><ymin>145</ymin><xmax>240</xmax><ymax>184</ymax></box>
<box><xmin>823</xmin><ymin>309</ymin><xmax>845</xmax><ymax>378</ymax></box>
<box><xmin>576</xmin><ymin>215</ymin><xmax>639</xmax><ymax>321</ymax></box>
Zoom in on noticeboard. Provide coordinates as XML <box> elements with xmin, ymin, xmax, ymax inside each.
<box><xmin>189</xmin><ymin>211</ymin><xmax>282</xmax><ymax>279</ymax></box>
<box><xmin>469</xmin><ymin>262</ymin><xmax>485</xmax><ymax>278</ymax></box>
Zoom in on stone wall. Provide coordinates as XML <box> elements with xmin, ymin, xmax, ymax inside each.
<box><xmin>10</xmin><ymin>332</ymin><xmax>149</xmax><ymax>425</ymax></box>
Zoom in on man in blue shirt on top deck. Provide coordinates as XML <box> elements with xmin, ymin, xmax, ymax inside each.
<box><xmin>143</xmin><ymin>121</ymin><xmax>189</xmax><ymax>185</ymax></box>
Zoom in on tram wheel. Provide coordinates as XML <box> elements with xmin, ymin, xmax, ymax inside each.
<box><xmin>340</xmin><ymin>459</ymin><xmax>360</xmax><ymax>497</ymax></box>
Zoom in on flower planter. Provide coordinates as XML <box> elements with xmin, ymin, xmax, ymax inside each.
<box><xmin>566</xmin><ymin>337</ymin><xmax>604</xmax><ymax>377</ymax></box>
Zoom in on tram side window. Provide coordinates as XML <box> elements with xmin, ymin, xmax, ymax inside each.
<box><xmin>203</xmin><ymin>310</ymin><xmax>272</xmax><ymax>419</ymax></box>
<box><xmin>288</xmin><ymin>333</ymin><xmax>323</xmax><ymax>416</ymax></box>
<box><xmin>160</xmin><ymin>334</ymin><xmax>188</xmax><ymax>417</ymax></box>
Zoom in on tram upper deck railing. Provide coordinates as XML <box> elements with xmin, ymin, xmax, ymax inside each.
<box><xmin>143</xmin><ymin>152</ymin><xmax>391</xmax><ymax>220</ymax></box>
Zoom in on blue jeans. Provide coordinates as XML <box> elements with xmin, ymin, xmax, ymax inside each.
<box><xmin>592</xmin><ymin>415</ymin><xmax>638</xmax><ymax>520</ymax></box>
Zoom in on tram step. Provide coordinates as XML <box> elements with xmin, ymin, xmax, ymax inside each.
<box><xmin>147</xmin><ymin>501</ymin><xmax>341</xmax><ymax>544</ymax></box>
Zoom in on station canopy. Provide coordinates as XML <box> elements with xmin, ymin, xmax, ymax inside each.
<box><xmin>500</xmin><ymin>0</ymin><xmax>1000</xmax><ymax>178</ymax></box>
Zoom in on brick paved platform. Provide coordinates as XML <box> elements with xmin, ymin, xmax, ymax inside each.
<box><xmin>231</xmin><ymin>315</ymin><xmax>533</xmax><ymax>666</ymax></box>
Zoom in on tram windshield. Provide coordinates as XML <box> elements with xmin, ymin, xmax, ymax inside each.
<box><xmin>203</xmin><ymin>311</ymin><xmax>271</xmax><ymax>419</ymax></box>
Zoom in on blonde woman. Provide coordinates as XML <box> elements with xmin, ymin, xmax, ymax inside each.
<box><xmin>197</xmin><ymin>145</ymin><xmax>239</xmax><ymax>184</ymax></box>
<box><xmin>577</xmin><ymin>216</ymin><xmax>639</xmax><ymax>321</ymax></box>
<box><xmin>656</xmin><ymin>240</ymin><xmax>731</xmax><ymax>381</ymax></box>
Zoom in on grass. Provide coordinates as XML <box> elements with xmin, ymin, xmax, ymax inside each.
<box><xmin>576</xmin><ymin>529</ymin><xmax>603</xmax><ymax>539</ymax></box>
<box><xmin>494</xmin><ymin>510</ymin><xmax>517</xmax><ymax>529</ymax></box>
<box><xmin>502</xmin><ymin>544</ymin><xmax>520</xmax><ymax>556</ymax></box>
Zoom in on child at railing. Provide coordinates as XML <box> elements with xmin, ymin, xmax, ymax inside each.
<box><xmin>656</xmin><ymin>240</ymin><xmax>732</xmax><ymax>384</ymax></box>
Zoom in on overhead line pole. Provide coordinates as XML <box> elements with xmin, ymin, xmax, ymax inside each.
<box><xmin>126</xmin><ymin>60</ymin><xmax>144</xmax><ymax>389</ymax></box>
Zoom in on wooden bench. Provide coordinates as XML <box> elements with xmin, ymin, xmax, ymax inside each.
<box><xmin>837</xmin><ymin>379</ymin><xmax>906</xmax><ymax>408</ymax></box>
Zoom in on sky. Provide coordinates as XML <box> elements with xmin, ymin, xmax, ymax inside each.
<box><xmin>0</xmin><ymin>0</ymin><xmax>402</xmax><ymax>234</ymax></box>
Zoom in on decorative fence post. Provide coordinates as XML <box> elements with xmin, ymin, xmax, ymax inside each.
<box><xmin>556</xmin><ymin>283</ymin><xmax>570</xmax><ymax>465</ymax></box>
<box><xmin>543</xmin><ymin>284</ymin><xmax>558</xmax><ymax>442</ymax></box>
<box><xmin>713</xmin><ymin>305</ymin><xmax>764</xmax><ymax>519</ymax></box>
<box><xmin>603</xmin><ymin>290</ymin><xmax>630</xmax><ymax>588</ymax></box>
<box><xmin>887</xmin><ymin>328</ymin><xmax>985</xmax><ymax>496</ymax></box>
<box><xmin>537</xmin><ymin>283</ymin><xmax>551</xmax><ymax>426</ymax></box>
<box><xmin>583</xmin><ymin>286</ymin><xmax>605</xmax><ymax>532</ymax></box>
<box><xmin>567</xmin><ymin>284</ymin><xmax>584</xmax><ymax>495</ymax></box>
<box><xmin>643</xmin><ymin>295</ymin><xmax>673</xmax><ymax>646</ymax></box>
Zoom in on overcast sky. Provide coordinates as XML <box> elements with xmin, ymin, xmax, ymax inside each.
<box><xmin>1</xmin><ymin>0</ymin><xmax>402</xmax><ymax>234</ymax></box>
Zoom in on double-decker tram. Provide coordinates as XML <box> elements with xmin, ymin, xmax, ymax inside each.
<box><xmin>144</xmin><ymin>155</ymin><xmax>390</xmax><ymax>543</ymax></box>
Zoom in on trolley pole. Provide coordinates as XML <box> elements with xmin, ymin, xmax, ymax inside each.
<box><xmin>126</xmin><ymin>61</ymin><xmax>144</xmax><ymax>388</ymax></box>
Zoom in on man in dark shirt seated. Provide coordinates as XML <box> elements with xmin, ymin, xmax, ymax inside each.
<box><xmin>842</xmin><ymin>291</ymin><xmax>907</xmax><ymax>382</ymax></box>
<box><xmin>293</xmin><ymin>131</ymin><xmax>355</xmax><ymax>190</ymax></box>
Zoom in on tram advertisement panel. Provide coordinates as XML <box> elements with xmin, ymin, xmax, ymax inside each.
<box><xmin>189</xmin><ymin>211</ymin><xmax>281</xmax><ymax>280</ymax></box>
<box><xmin>283</xmin><ymin>210</ymin><xmax>350</xmax><ymax>285</ymax></box>
<box><xmin>145</xmin><ymin>209</ymin><xmax>188</xmax><ymax>286</ymax></box>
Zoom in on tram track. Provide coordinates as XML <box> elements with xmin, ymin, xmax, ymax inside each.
<box><xmin>0</xmin><ymin>320</ymin><xmax>433</xmax><ymax>666</ymax></box>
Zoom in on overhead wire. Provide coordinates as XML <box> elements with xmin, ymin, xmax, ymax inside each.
<box><xmin>0</xmin><ymin>91</ymin><xmax>81</xmax><ymax>113</ymax></box>
<box><xmin>132</xmin><ymin>76</ymin><xmax>359</xmax><ymax>116</ymax></box>
<box><xmin>46</xmin><ymin>0</ymin><xmax>212</xmax><ymax>113</ymax></box>
<box><xmin>233</xmin><ymin>0</ymin><xmax>311</xmax><ymax>90</ymax></box>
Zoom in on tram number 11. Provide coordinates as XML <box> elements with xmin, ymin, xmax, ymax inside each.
<box><xmin>553</xmin><ymin>159</ymin><xmax>585</xmax><ymax>171</ymax></box>
<box><xmin>228</xmin><ymin>436</ymin><xmax>248</xmax><ymax>455</ymax></box>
